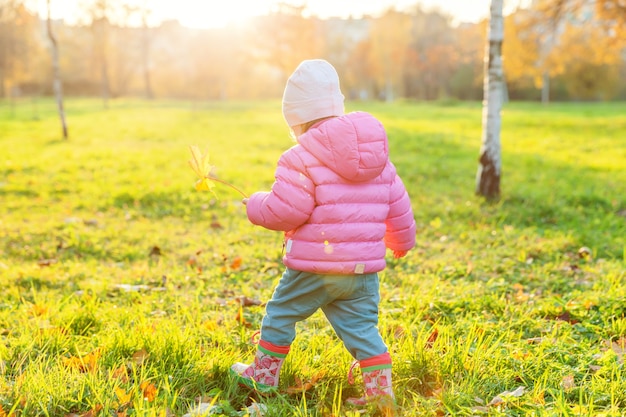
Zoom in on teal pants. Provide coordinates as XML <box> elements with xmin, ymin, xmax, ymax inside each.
<box><xmin>260</xmin><ymin>268</ymin><xmax>388</xmax><ymax>361</ymax></box>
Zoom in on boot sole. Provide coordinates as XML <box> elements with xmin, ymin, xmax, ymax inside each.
<box><xmin>228</xmin><ymin>368</ymin><xmax>277</xmax><ymax>395</ymax></box>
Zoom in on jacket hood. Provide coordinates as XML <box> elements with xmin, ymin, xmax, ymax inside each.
<box><xmin>297</xmin><ymin>112</ymin><xmax>389</xmax><ymax>182</ymax></box>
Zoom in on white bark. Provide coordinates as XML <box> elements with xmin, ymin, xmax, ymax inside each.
<box><xmin>47</xmin><ymin>0</ymin><xmax>68</xmax><ymax>139</ymax></box>
<box><xmin>476</xmin><ymin>0</ymin><xmax>503</xmax><ymax>199</ymax></box>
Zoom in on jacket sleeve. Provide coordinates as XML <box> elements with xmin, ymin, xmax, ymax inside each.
<box><xmin>246</xmin><ymin>148</ymin><xmax>315</xmax><ymax>232</ymax></box>
<box><xmin>384</xmin><ymin>170</ymin><xmax>416</xmax><ymax>252</ymax></box>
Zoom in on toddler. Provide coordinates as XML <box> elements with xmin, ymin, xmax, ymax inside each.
<box><xmin>230</xmin><ymin>59</ymin><xmax>416</xmax><ymax>406</ymax></box>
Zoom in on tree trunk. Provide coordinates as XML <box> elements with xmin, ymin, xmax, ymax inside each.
<box><xmin>0</xmin><ymin>67</ymin><xmax>5</xmax><ymax>98</ymax></box>
<box><xmin>476</xmin><ymin>0</ymin><xmax>504</xmax><ymax>200</ymax></box>
<box><xmin>141</xmin><ymin>21</ymin><xmax>153</xmax><ymax>99</ymax></box>
<box><xmin>541</xmin><ymin>71</ymin><xmax>550</xmax><ymax>104</ymax></box>
<box><xmin>92</xmin><ymin>17</ymin><xmax>110</xmax><ymax>109</ymax></box>
<box><xmin>47</xmin><ymin>0</ymin><xmax>68</xmax><ymax>139</ymax></box>
<box><xmin>100</xmin><ymin>50</ymin><xmax>110</xmax><ymax>108</ymax></box>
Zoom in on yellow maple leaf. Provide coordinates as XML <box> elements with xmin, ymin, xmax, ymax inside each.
<box><xmin>188</xmin><ymin>145</ymin><xmax>217</xmax><ymax>194</ymax></box>
<box><xmin>62</xmin><ymin>350</ymin><xmax>99</xmax><ymax>373</ymax></box>
<box><xmin>188</xmin><ymin>145</ymin><xmax>248</xmax><ymax>198</ymax></box>
<box><xmin>115</xmin><ymin>387</ymin><xmax>132</xmax><ymax>405</ymax></box>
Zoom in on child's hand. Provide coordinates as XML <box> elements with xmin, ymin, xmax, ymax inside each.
<box><xmin>393</xmin><ymin>250</ymin><xmax>407</xmax><ymax>259</ymax></box>
<box><xmin>242</xmin><ymin>198</ymin><xmax>249</xmax><ymax>206</ymax></box>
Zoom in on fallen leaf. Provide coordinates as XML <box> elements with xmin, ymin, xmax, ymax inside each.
<box><xmin>230</xmin><ymin>256</ymin><xmax>242</xmax><ymax>269</ymax></box>
<box><xmin>140</xmin><ymin>381</ymin><xmax>158</xmax><ymax>402</ymax></box>
<box><xmin>285</xmin><ymin>371</ymin><xmax>325</xmax><ymax>394</ymax></box>
<box><xmin>213</xmin><ymin>298</ymin><xmax>228</xmax><ymax>307</ymax></box>
<box><xmin>577</xmin><ymin>246</ymin><xmax>592</xmax><ymax>259</ymax></box>
<box><xmin>394</xmin><ymin>325</ymin><xmax>405</xmax><ymax>338</ymax></box>
<box><xmin>79</xmin><ymin>404</ymin><xmax>103</xmax><ymax>417</ymax></box>
<box><xmin>235</xmin><ymin>308</ymin><xmax>251</xmax><ymax>328</ymax></box>
<box><xmin>511</xmin><ymin>351</ymin><xmax>530</xmax><ymax>361</ymax></box>
<box><xmin>114</xmin><ymin>284</ymin><xmax>151</xmax><ymax>292</ymax></box>
<box><xmin>111</xmin><ymin>365</ymin><xmax>129</xmax><ymax>383</ymax></box>
<box><xmin>562</xmin><ymin>375</ymin><xmax>575</xmax><ymax>390</ymax></box>
<box><xmin>132</xmin><ymin>349</ymin><xmax>150</xmax><ymax>366</ymax></box>
<box><xmin>589</xmin><ymin>364</ymin><xmax>602</xmax><ymax>373</ymax></box>
<box><xmin>149</xmin><ymin>245</ymin><xmax>162</xmax><ymax>258</ymax></box>
<box><xmin>37</xmin><ymin>258</ymin><xmax>58</xmax><ymax>267</ymax></box>
<box><xmin>62</xmin><ymin>350</ymin><xmax>99</xmax><ymax>373</ymax></box>
<box><xmin>604</xmin><ymin>338</ymin><xmax>626</xmax><ymax>363</ymax></box>
<box><xmin>488</xmin><ymin>386</ymin><xmax>525</xmax><ymax>406</ymax></box>
<box><xmin>237</xmin><ymin>296</ymin><xmax>263</xmax><ymax>307</ymax></box>
<box><xmin>182</xmin><ymin>401</ymin><xmax>218</xmax><ymax>417</ymax></box>
<box><xmin>29</xmin><ymin>304</ymin><xmax>48</xmax><ymax>317</ymax></box>
<box><xmin>550</xmin><ymin>310</ymin><xmax>579</xmax><ymax>324</ymax></box>
<box><xmin>65</xmin><ymin>404</ymin><xmax>103</xmax><ymax>417</ymax></box>
<box><xmin>532</xmin><ymin>390</ymin><xmax>545</xmax><ymax>405</ymax></box>
<box><xmin>425</xmin><ymin>328</ymin><xmax>439</xmax><ymax>348</ymax></box>
<box><xmin>115</xmin><ymin>387</ymin><xmax>132</xmax><ymax>405</ymax></box>
<box><xmin>246</xmin><ymin>403</ymin><xmax>267</xmax><ymax>417</ymax></box>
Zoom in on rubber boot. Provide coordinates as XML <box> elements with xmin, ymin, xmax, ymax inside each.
<box><xmin>230</xmin><ymin>339</ymin><xmax>290</xmax><ymax>394</ymax></box>
<box><xmin>346</xmin><ymin>352</ymin><xmax>395</xmax><ymax>406</ymax></box>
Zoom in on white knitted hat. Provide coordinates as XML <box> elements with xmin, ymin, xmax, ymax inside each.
<box><xmin>282</xmin><ymin>59</ymin><xmax>345</xmax><ymax>127</ymax></box>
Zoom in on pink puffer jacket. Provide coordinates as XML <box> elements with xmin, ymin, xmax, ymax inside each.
<box><xmin>246</xmin><ymin>111</ymin><xmax>416</xmax><ymax>274</ymax></box>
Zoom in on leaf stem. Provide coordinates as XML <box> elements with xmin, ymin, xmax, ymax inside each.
<box><xmin>206</xmin><ymin>175</ymin><xmax>248</xmax><ymax>198</ymax></box>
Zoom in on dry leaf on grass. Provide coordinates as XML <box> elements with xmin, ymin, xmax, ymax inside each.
<box><xmin>140</xmin><ymin>381</ymin><xmax>158</xmax><ymax>402</ymax></box>
<box><xmin>488</xmin><ymin>386</ymin><xmax>525</xmax><ymax>406</ymax></box>
<box><xmin>132</xmin><ymin>349</ymin><xmax>150</xmax><ymax>366</ymax></box>
<box><xmin>285</xmin><ymin>371</ymin><xmax>326</xmax><ymax>394</ymax></box>
<box><xmin>425</xmin><ymin>328</ymin><xmax>439</xmax><ymax>349</ymax></box>
<box><xmin>64</xmin><ymin>404</ymin><xmax>102</xmax><ymax>417</ymax></box>
<box><xmin>561</xmin><ymin>375</ymin><xmax>576</xmax><ymax>391</ymax></box>
<box><xmin>115</xmin><ymin>387</ymin><xmax>132</xmax><ymax>406</ymax></box>
<box><xmin>62</xmin><ymin>350</ymin><xmax>100</xmax><ymax>373</ymax></box>
<box><xmin>237</xmin><ymin>295</ymin><xmax>264</xmax><ymax>307</ymax></box>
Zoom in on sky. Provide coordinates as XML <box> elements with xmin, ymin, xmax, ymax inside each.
<box><xmin>33</xmin><ymin>0</ymin><xmax>512</xmax><ymax>28</ymax></box>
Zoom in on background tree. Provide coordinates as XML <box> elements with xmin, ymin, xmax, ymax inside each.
<box><xmin>404</xmin><ymin>6</ymin><xmax>458</xmax><ymax>100</ymax></box>
<box><xmin>139</xmin><ymin>2</ymin><xmax>153</xmax><ymax>99</ymax></box>
<box><xmin>88</xmin><ymin>0</ymin><xmax>114</xmax><ymax>108</ymax></box>
<box><xmin>555</xmin><ymin>21</ymin><xmax>621</xmax><ymax>99</ymax></box>
<box><xmin>0</xmin><ymin>0</ymin><xmax>42</xmax><ymax>103</ymax></box>
<box><xmin>7</xmin><ymin>0</ymin><xmax>626</xmax><ymax>102</ymax></box>
<box><xmin>476</xmin><ymin>0</ymin><xmax>504</xmax><ymax>200</ymax></box>
<box><xmin>47</xmin><ymin>0</ymin><xmax>67</xmax><ymax>138</ymax></box>
<box><xmin>596</xmin><ymin>0</ymin><xmax>626</xmax><ymax>43</ymax></box>
<box><xmin>250</xmin><ymin>3</ymin><xmax>323</xmax><ymax>78</ymax></box>
<box><xmin>369</xmin><ymin>9</ymin><xmax>411</xmax><ymax>101</ymax></box>
<box><xmin>450</xmin><ymin>21</ymin><xmax>484</xmax><ymax>100</ymax></box>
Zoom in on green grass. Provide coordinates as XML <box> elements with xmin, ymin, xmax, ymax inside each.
<box><xmin>1</xmin><ymin>98</ymin><xmax>625</xmax><ymax>416</ymax></box>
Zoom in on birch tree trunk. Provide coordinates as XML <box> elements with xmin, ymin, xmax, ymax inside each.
<box><xmin>476</xmin><ymin>0</ymin><xmax>503</xmax><ymax>200</ymax></box>
<box><xmin>47</xmin><ymin>0</ymin><xmax>68</xmax><ymax>139</ymax></box>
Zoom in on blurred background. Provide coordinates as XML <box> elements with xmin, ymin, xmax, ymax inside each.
<box><xmin>1</xmin><ymin>0</ymin><xmax>625</xmax><ymax>104</ymax></box>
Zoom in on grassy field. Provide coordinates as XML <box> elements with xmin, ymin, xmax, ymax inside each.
<box><xmin>0</xmin><ymin>98</ymin><xmax>625</xmax><ymax>416</ymax></box>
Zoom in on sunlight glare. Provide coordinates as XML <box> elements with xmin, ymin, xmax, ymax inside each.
<box><xmin>154</xmin><ymin>0</ymin><xmax>273</xmax><ymax>29</ymax></box>
<box><xmin>35</xmin><ymin>0</ymin><xmax>520</xmax><ymax>29</ymax></box>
